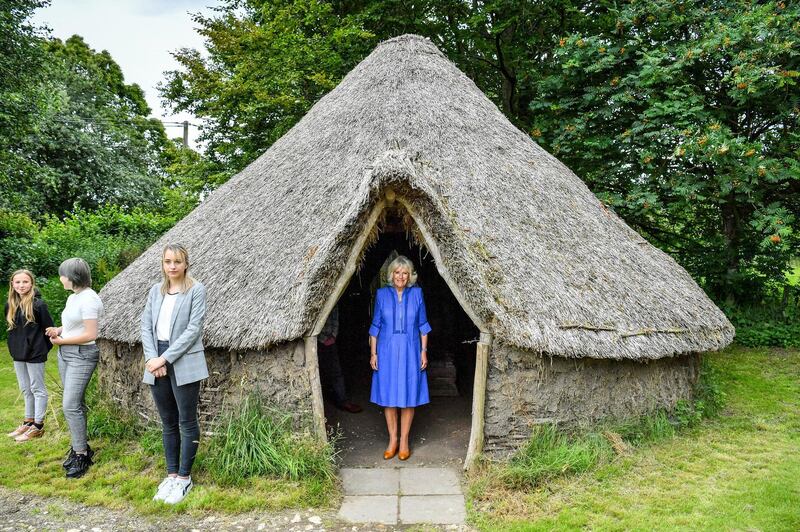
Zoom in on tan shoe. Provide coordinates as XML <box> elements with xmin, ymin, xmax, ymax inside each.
<box><xmin>7</xmin><ymin>423</ymin><xmax>32</xmax><ymax>438</ymax></box>
<box><xmin>15</xmin><ymin>425</ymin><xmax>44</xmax><ymax>442</ymax></box>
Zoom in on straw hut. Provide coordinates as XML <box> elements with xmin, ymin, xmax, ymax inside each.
<box><xmin>98</xmin><ymin>34</ymin><xmax>733</xmax><ymax>464</ymax></box>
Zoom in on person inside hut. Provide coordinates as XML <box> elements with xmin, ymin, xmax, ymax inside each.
<box><xmin>318</xmin><ymin>305</ymin><xmax>362</xmax><ymax>413</ymax></box>
<box><xmin>369</xmin><ymin>255</ymin><xmax>431</xmax><ymax>460</ymax></box>
<box><xmin>141</xmin><ymin>244</ymin><xmax>208</xmax><ymax>505</ymax></box>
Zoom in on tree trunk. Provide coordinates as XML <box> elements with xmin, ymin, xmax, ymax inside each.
<box><xmin>495</xmin><ymin>25</ymin><xmax>517</xmax><ymax>118</ymax></box>
<box><xmin>720</xmin><ymin>200</ymin><xmax>740</xmax><ymax>305</ymax></box>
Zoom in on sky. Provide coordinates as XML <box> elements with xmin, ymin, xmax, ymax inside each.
<box><xmin>33</xmin><ymin>0</ymin><xmax>222</xmax><ymax>149</ymax></box>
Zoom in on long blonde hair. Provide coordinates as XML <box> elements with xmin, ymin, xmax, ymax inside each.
<box><xmin>160</xmin><ymin>244</ymin><xmax>196</xmax><ymax>295</ymax></box>
<box><xmin>6</xmin><ymin>269</ymin><xmax>36</xmax><ymax>329</ymax></box>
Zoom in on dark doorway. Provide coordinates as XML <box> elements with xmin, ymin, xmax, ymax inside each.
<box><xmin>321</xmin><ymin>208</ymin><xmax>479</xmax><ymax>467</ymax></box>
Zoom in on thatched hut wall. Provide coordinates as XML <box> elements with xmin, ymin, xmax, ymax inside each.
<box><xmin>483</xmin><ymin>344</ymin><xmax>701</xmax><ymax>455</ymax></box>
<box><xmin>97</xmin><ymin>340</ymin><xmax>315</xmax><ymax>429</ymax></box>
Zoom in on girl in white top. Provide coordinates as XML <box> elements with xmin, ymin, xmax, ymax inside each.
<box><xmin>45</xmin><ymin>258</ymin><xmax>103</xmax><ymax>479</ymax></box>
<box><xmin>58</xmin><ymin>286</ymin><xmax>103</xmax><ymax>344</ymax></box>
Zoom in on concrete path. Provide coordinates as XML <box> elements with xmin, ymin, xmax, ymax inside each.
<box><xmin>338</xmin><ymin>467</ymin><xmax>466</xmax><ymax>526</ymax></box>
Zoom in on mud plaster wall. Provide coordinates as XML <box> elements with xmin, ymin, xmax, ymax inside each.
<box><xmin>97</xmin><ymin>339</ymin><xmax>315</xmax><ymax>430</ymax></box>
<box><xmin>483</xmin><ymin>344</ymin><xmax>701</xmax><ymax>456</ymax></box>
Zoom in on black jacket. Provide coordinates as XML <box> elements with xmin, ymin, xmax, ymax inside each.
<box><xmin>5</xmin><ymin>294</ymin><xmax>54</xmax><ymax>363</ymax></box>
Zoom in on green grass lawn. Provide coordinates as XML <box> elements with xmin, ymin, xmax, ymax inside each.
<box><xmin>0</xmin><ymin>345</ymin><xmax>337</xmax><ymax>514</ymax></box>
<box><xmin>466</xmin><ymin>345</ymin><xmax>800</xmax><ymax>531</ymax></box>
<box><xmin>2</xmin><ymin>344</ymin><xmax>798</xmax><ymax>526</ymax></box>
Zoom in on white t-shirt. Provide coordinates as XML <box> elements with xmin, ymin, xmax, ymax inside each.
<box><xmin>156</xmin><ymin>293</ymin><xmax>179</xmax><ymax>342</ymax></box>
<box><xmin>61</xmin><ymin>288</ymin><xmax>104</xmax><ymax>345</ymax></box>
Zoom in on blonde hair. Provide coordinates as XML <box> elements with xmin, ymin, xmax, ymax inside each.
<box><xmin>385</xmin><ymin>255</ymin><xmax>418</xmax><ymax>286</ymax></box>
<box><xmin>6</xmin><ymin>270</ymin><xmax>36</xmax><ymax>329</ymax></box>
<box><xmin>160</xmin><ymin>243</ymin><xmax>196</xmax><ymax>295</ymax></box>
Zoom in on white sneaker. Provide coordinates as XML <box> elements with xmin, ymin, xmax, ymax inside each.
<box><xmin>164</xmin><ymin>477</ymin><xmax>193</xmax><ymax>505</ymax></box>
<box><xmin>153</xmin><ymin>476</ymin><xmax>176</xmax><ymax>502</ymax></box>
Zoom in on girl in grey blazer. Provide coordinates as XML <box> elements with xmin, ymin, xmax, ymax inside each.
<box><xmin>141</xmin><ymin>244</ymin><xmax>208</xmax><ymax>505</ymax></box>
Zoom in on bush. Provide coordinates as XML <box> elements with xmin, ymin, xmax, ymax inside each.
<box><xmin>0</xmin><ymin>210</ymin><xmax>38</xmax><ymax>277</ymax></box>
<box><xmin>30</xmin><ymin>205</ymin><xmax>174</xmax><ymax>282</ymax></box>
<box><xmin>198</xmin><ymin>397</ymin><xmax>337</xmax><ymax>486</ymax></box>
<box><xmin>0</xmin><ymin>205</ymin><xmax>175</xmax><ymax>339</ymax></box>
<box><xmin>667</xmin><ymin>355</ymin><xmax>727</xmax><ymax>427</ymax></box>
<box><xmin>727</xmin><ymin>295</ymin><xmax>800</xmax><ymax>348</ymax></box>
<box><xmin>734</xmin><ymin>321</ymin><xmax>800</xmax><ymax>348</ymax></box>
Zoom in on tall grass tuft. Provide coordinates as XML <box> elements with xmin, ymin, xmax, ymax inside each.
<box><xmin>501</xmin><ymin>425</ymin><xmax>613</xmax><ymax>489</ymax></box>
<box><xmin>498</xmin><ymin>407</ymin><xmax>697</xmax><ymax>490</ymax></box>
<box><xmin>615</xmin><ymin>409</ymin><xmax>676</xmax><ymax>445</ymax></box>
<box><xmin>199</xmin><ymin>397</ymin><xmax>337</xmax><ymax>486</ymax></box>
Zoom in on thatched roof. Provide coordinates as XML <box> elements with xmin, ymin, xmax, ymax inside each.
<box><xmin>99</xmin><ymin>34</ymin><xmax>733</xmax><ymax>360</ymax></box>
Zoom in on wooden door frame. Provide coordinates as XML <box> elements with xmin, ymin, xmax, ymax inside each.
<box><xmin>304</xmin><ymin>189</ymin><xmax>492</xmax><ymax>468</ymax></box>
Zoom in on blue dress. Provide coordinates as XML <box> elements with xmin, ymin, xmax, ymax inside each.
<box><xmin>369</xmin><ymin>285</ymin><xmax>432</xmax><ymax>408</ymax></box>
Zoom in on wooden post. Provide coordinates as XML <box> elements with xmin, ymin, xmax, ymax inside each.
<box><xmin>465</xmin><ymin>332</ymin><xmax>492</xmax><ymax>469</ymax></box>
<box><xmin>305</xmin><ymin>336</ymin><xmax>327</xmax><ymax>442</ymax></box>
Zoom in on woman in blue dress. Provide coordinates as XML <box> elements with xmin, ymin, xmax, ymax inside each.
<box><xmin>369</xmin><ymin>255</ymin><xmax>431</xmax><ymax>461</ymax></box>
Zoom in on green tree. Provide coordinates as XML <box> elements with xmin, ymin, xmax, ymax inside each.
<box><xmin>356</xmin><ymin>0</ymin><xmax>614</xmax><ymax>128</ymax></box>
<box><xmin>531</xmin><ymin>0</ymin><xmax>800</xmax><ymax>302</ymax></box>
<box><xmin>161</xmin><ymin>0</ymin><xmax>375</xmax><ymax>172</ymax></box>
<box><xmin>20</xmin><ymin>36</ymin><xmax>170</xmax><ymax>216</ymax></box>
<box><xmin>161</xmin><ymin>139</ymin><xmax>228</xmax><ymax>219</ymax></box>
<box><xmin>0</xmin><ymin>0</ymin><xmax>51</xmax><ymax>213</ymax></box>
<box><xmin>162</xmin><ymin>0</ymin><xmax>604</xmax><ymax>169</ymax></box>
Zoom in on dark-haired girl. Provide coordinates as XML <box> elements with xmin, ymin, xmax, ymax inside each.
<box><xmin>46</xmin><ymin>258</ymin><xmax>103</xmax><ymax>479</ymax></box>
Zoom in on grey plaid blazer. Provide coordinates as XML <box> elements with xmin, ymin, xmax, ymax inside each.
<box><xmin>141</xmin><ymin>281</ymin><xmax>208</xmax><ymax>386</ymax></box>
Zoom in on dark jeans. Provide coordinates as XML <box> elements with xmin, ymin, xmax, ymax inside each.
<box><xmin>150</xmin><ymin>341</ymin><xmax>201</xmax><ymax>477</ymax></box>
<box><xmin>318</xmin><ymin>341</ymin><xmax>347</xmax><ymax>406</ymax></box>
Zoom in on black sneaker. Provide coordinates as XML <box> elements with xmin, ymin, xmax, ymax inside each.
<box><xmin>63</xmin><ymin>445</ymin><xmax>94</xmax><ymax>470</ymax></box>
<box><xmin>62</xmin><ymin>447</ymin><xmax>77</xmax><ymax>469</ymax></box>
<box><xmin>65</xmin><ymin>452</ymin><xmax>93</xmax><ymax>478</ymax></box>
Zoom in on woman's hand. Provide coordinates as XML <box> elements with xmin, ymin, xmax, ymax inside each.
<box><xmin>51</xmin><ymin>335</ymin><xmax>64</xmax><ymax>346</ymax></box>
<box><xmin>421</xmin><ymin>350</ymin><xmax>428</xmax><ymax>370</ymax></box>
<box><xmin>370</xmin><ymin>352</ymin><xmax>378</xmax><ymax>371</ymax></box>
<box><xmin>45</xmin><ymin>327</ymin><xmax>61</xmax><ymax>339</ymax></box>
<box><xmin>145</xmin><ymin>356</ymin><xmax>167</xmax><ymax>374</ymax></box>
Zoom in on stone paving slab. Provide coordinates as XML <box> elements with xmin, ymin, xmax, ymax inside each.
<box><xmin>338</xmin><ymin>467</ymin><xmax>466</xmax><ymax>525</ymax></box>
<box><xmin>338</xmin><ymin>495</ymin><xmax>398</xmax><ymax>525</ymax></box>
<box><xmin>341</xmin><ymin>467</ymin><xmax>400</xmax><ymax>495</ymax></box>
<box><xmin>400</xmin><ymin>494</ymin><xmax>467</xmax><ymax>524</ymax></box>
<box><xmin>400</xmin><ymin>467</ymin><xmax>462</xmax><ymax>495</ymax></box>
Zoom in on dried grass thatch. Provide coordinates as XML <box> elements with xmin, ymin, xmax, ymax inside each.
<box><xmin>99</xmin><ymin>34</ymin><xmax>733</xmax><ymax>360</ymax></box>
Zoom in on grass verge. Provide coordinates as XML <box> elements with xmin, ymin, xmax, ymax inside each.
<box><xmin>0</xmin><ymin>345</ymin><xmax>338</xmax><ymax>514</ymax></box>
<box><xmin>467</xmin><ymin>345</ymin><xmax>800</xmax><ymax>531</ymax></box>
